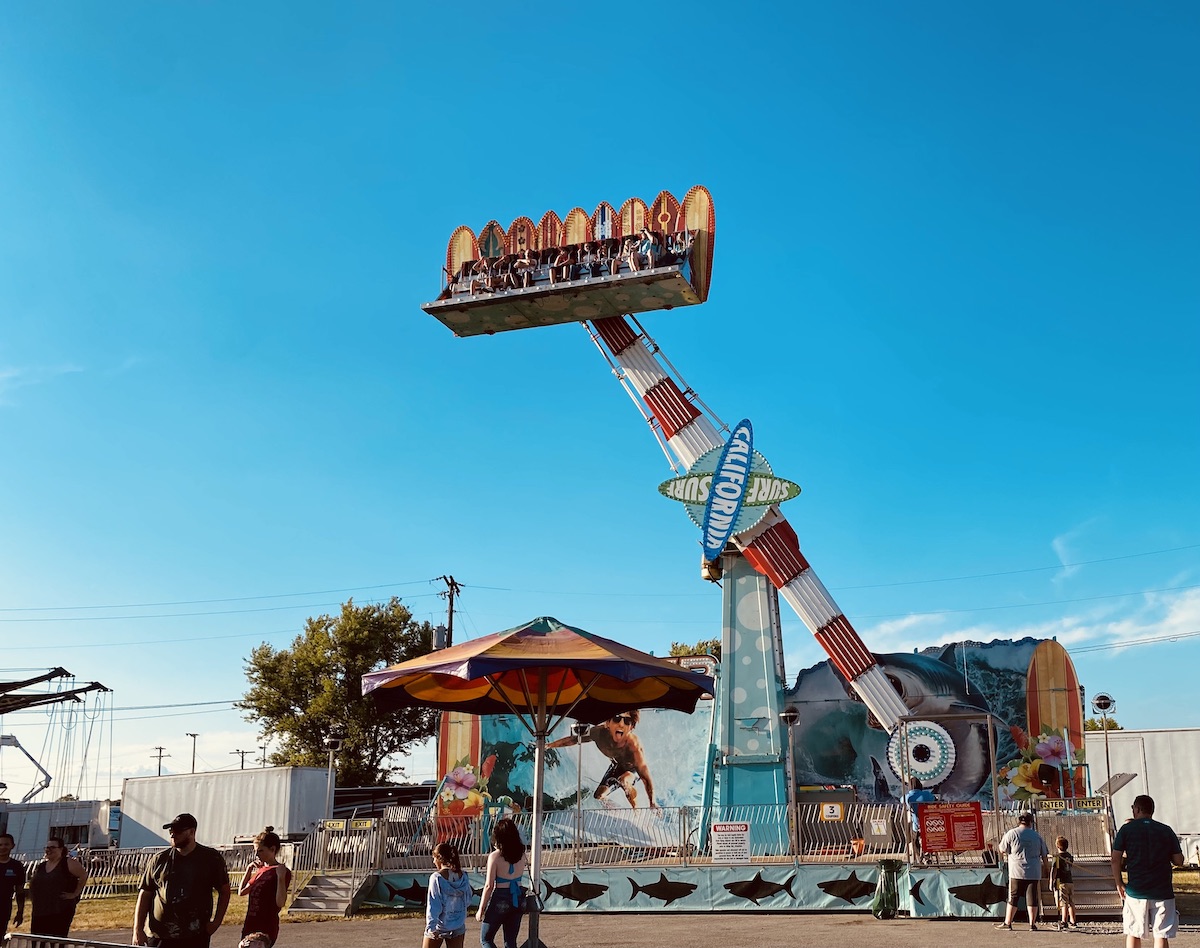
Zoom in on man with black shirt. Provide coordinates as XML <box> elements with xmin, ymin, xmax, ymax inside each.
<box><xmin>133</xmin><ymin>813</ymin><xmax>230</xmax><ymax>948</ymax></box>
<box><xmin>0</xmin><ymin>833</ymin><xmax>26</xmax><ymax>937</ymax></box>
<box><xmin>1112</xmin><ymin>794</ymin><xmax>1184</xmax><ymax>948</ymax></box>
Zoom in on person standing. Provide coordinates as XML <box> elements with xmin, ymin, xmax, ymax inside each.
<box><xmin>1050</xmin><ymin>835</ymin><xmax>1079</xmax><ymax>931</ymax></box>
<box><xmin>903</xmin><ymin>778</ymin><xmax>937</xmax><ymax>859</ymax></box>
<box><xmin>993</xmin><ymin>811</ymin><xmax>1049</xmax><ymax>931</ymax></box>
<box><xmin>0</xmin><ymin>833</ymin><xmax>26</xmax><ymax>937</ymax></box>
<box><xmin>133</xmin><ymin>813</ymin><xmax>231</xmax><ymax>948</ymax></box>
<box><xmin>1111</xmin><ymin>794</ymin><xmax>1184</xmax><ymax>948</ymax></box>
<box><xmin>29</xmin><ymin>836</ymin><xmax>88</xmax><ymax>937</ymax></box>
<box><xmin>477</xmin><ymin>818</ymin><xmax>528</xmax><ymax>948</ymax></box>
<box><xmin>237</xmin><ymin>826</ymin><xmax>291</xmax><ymax>947</ymax></box>
<box><xmin>423</xmin><ymin>842</ymin><xmax>470</xmax><ymax>948</ymax></box>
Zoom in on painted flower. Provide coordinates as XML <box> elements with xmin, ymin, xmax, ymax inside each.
<box><xmin>1010</xmin><ymin>726</ymin><xmax>1030</xmax><ymax>751</ymax></box>
<box><xmin>1035</xmin><ymin>734</ymin><xmax>1070</xmax><ymax>768</ymax></box>
<box><xmin>481</xmin><ymin>754</ymin><xmax>497</xmax><ymax>781</ymax></box>
<box><xmin>1010</xmin><ymin>759</ymin><xmax>1048</xmax><ymax>794</ymax></box>
<box><xmin>996</xmin><ymin>781</ymin><xmax>1018</xmax><ymax>806</ymax></box>
<box><xmin>446</xmin><ymin>766</ymin><xmax>478</xmax><ymax>799</ymax></box>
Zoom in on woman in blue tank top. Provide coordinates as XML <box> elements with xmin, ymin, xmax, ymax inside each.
<box><xmin>476</xmin><ymin>818</ymin><xmax>528</xmax><ymax>948</ymax></box>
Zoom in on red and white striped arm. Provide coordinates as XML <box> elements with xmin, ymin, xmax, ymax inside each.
<box><xmin>589</xmin><ymin>316</ymin><xmax>910</xmax><ymax>731</ymax></box>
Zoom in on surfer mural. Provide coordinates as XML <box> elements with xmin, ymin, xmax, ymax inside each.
<box><xmin>788</xmin><ymin>637</ymin><xmax>1087</xmax><ymax>806</ymax></box>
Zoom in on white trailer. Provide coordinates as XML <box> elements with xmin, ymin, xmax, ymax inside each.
<box><xmin>119</xmin><ymin>767</ymin><xmax>328</xmax><ymax>849</ymax></box>
<box><xmin>0</xmin><ymin>799</ymin><xmax>119</xmax><ymax>855</ymax></box>
<box><xmin>1086</xmin><ymin>727</ymin><xmax>1200</xmax><ymax>857</ymax></box>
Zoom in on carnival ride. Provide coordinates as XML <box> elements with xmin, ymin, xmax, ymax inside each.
<box><xmin>419</xmin><ymin>186</ymin><xmax>986</xmax><ymax>789</ymax></box>
<box><xmin>0</xmin><ymin>667</ymin><xmax>110</xmax><ymax>803</ymax></box>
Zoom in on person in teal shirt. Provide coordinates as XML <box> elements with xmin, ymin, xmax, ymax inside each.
<box><xmin>1112</xmin><ymin>794</ymin><xmax>1184</xmax><ymax>948</ymax></box>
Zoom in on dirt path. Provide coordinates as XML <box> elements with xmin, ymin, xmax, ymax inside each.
<box><xmin>69</xmin><ymin>913</ymin><xmax>1200</xmax><ymax>948</ymax></box>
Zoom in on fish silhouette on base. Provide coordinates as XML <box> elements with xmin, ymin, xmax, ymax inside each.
<box><xmin>723</xmin><ymin>871</ymin><xmax>796</xmax><ymax>905</ymax></box>
<box><xmin>948</xmin><ymin>874</ymin><xmax>1009</xmax><ymax>910</ymax></box>
<box><xmin>629</xmin><ymin>873</ymin><xmax>698</xmax><ymax>906</ymax></box>
<box><xmin>383</xmin><ymin>879</ymin><xmax>427</xmax><ymax>903</ymax></box>
<box><xmin>816</xmin><ymin>870</ymin><xmax>876</xmax><ymax>904</ymax></box>
<box><xmin>543</xmin><ymin>874</ymin><xmax>609</xmax><ymax>905</ymax></box>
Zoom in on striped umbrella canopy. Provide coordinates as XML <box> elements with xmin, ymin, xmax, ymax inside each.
<box><xmin>362</xmin><ymin>616</ymin><xmax>714</xmax><ymax>945</ymax></box>
<box><xmin>362</xmin><ymin>615</ymin><xmax>713</xmax><ymax>725</ymax></box>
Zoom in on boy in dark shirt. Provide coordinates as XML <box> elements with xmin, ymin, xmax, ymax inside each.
<box><xmin>1050</xmin><ymin>835</ymin><xmax>1078</xmax><ymax>931</ymax></box>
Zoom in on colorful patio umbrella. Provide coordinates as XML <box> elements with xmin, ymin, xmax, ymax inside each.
<box><xmin>362</xmin><ymin>616</ymin><xmax>714</xmax><ymax>945</ymax></box>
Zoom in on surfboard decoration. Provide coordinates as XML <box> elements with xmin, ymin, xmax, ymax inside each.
<box><xmin>592</xmin><ymin>201</ymin><xmax>618</xmax><ymax>240</ymax></box>
<box><xmin>651</xmin><ymin>189</ymin><xmax>681</xmax><ymax>235</ymax></box>
<box><xmin>436</xmin><ymin>709</ymin><xmax>481</xmax><ymax>787</ymax></box>
<box><xmin>507</xmin><ymin>216</ymin><xmax>538</xmax><ymax>254</ymax></box>
<box><xmin>426</xmin><ymin>187</ymin><xmax>716</xmax><ymax>334</ymax></box>
<box><xmin>681</xmin><ymin>185</ymin><xmax>716</xmax><ymax>302</ymax></box>
<box><xmin>478</xmin><ymin>220</ymin><xmax>506</xmax><ymax>259</ymax></box>
<box><xmin>538</xmin><ymin>210</ymin><xmax>564</xmax><ymax>250</ymax></box>
<box><xmin>446</xmin><ymin>225</ymin><xmax>479</xmax><ymax>282</ymax></box>
<box><xmin>995</xmin><ymin>639</ymin><xmax>1087</xmax><ymax>804</ymax></box>
<box><xmin>619</xmin><ymin>196</ymin><xmax>650</xmax><ymax>238</ymax></box>
<box><xmin>564</xmin><ymin>206</ymin><xmax>591</xmax><ymax>245</ymax></box>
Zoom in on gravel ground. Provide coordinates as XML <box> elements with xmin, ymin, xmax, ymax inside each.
<box><xmin>66</xmin><ymin>913</ymin><xmax>1200</xmax><ymax>948</ymax></box>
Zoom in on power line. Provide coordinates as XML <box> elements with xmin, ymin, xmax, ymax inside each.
<box><xmin>0</xmin><ymin>592</ymin><xmax>441</xmax><ymax>623</ymax></box>
<box><xmin>0</xmin><ymin>579</ymin><xmax>440</xmax><ymax>612</ymax></box>
<box><xmin>1069</xmin><ymin>628</ymin><xmax>1200</xmax><ymax>654</ymax></box>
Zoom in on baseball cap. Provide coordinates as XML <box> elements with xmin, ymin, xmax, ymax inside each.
<box><xmin>1017</xmin><ymin>812</ymin><xmax>1033</xmax><ymax>825</ymax></box>
<box><xmin>163</xmin><ymin>813</ymin><xmax>198</xmax><ymax>831</ymax></box>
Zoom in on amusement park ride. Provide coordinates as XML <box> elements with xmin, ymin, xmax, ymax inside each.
<box><xmin>421</xmin><ymin>185</ymin><xmax>960</xmax><ymax>793</ymax></box>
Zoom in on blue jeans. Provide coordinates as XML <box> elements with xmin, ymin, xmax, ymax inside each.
<box><xmin>479</xmin><ymin>897</ymin><xmax>522</xmax><ymax>948</ymax></box>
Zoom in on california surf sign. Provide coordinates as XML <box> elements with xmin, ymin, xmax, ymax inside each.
<box><xmin>658</xmin><ymin>419</ymin><xmax>801</xmax><ymax>561</ymax></box>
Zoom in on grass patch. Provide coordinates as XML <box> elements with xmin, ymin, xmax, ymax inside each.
<box><xmin>67</xmin><ymin>896</ymin><xmax>417</xmax><ymax>931</ymax></box>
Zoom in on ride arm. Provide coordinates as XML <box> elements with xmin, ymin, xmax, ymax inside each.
<box><xmin>0</xmin><ymin>735</ymin><xmax>53</xmax><ymax>802</ymax></box>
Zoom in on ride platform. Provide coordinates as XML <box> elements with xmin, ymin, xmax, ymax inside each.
<box><xmin>422</xmin><ymin>262</ymin><xmax>701</xmax><ymax>337</ymax></box>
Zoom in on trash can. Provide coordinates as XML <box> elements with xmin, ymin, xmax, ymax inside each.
<box><xmin>872</xmin><ymin>858</ymin><xmax>903</xmax><ymax>919</ymax></box>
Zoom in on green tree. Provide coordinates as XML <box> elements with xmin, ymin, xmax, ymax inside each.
<box><xmin>238</xmin><ymin>597</ymin><xmax>437</xmax><ymax>786</ymax></box>
<box><xmin>1084</xmin><ymin>716</ymin><xmax>1123</xmax><ymax>731</ymax></box>
<box><xmin>670</xmin><ymin>637</ymin><xmax>722</xmax><ymax>662</ymax></box>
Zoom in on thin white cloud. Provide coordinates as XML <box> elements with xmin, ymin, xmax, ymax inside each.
<box><xmin>0</xmin><ymin>363</ymin><xmax>85</xmax><ymax>405</ymax></box>
<box><xmin>1051</xmin><ymin>519</ymin><xmax>1102</xmax><ymax>585</ymax></box>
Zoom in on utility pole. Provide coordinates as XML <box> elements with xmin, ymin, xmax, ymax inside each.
<box><xmin>152</xmin><ymin>747</ymin><xmax>170</xmax><ymax>777</ymax></box>
<box><xmin>259</xmin><ymin>743</ymin><xmax>269</xmax><ymax>768</ymax></box>
<box><xmin>186</xmin><ymin>733</ymin><xmax>198</xmax><ymax>774</ymax></box>
<box><xmin>231</xmin><ymin>749</ymin><xmax>252</xmax><ymax>770</ymax></box>
<box><xmin>437</xmin><ymin>575</ymin><xmax>462</xmax><ymax>648</ymax></box>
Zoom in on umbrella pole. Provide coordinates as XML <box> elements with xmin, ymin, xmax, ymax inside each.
<box><xmin>526</xmin><ymin>680</ymin><xmax>548</xmax><ymax>948</ymax></box>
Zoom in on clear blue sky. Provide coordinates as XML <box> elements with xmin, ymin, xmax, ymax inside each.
<box><xmin>1</xmin><ymin>3</ymin><xmax>1196</xmax><ymax>800</ymax></box>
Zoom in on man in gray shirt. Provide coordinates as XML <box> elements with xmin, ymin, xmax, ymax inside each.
<box><xmin>994</xmin><ymin>811</ymin><xmax>1049</xmax><ymax>931</ymax></box>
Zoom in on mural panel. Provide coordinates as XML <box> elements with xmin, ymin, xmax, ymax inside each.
<box><xmin>788</xmin><ymin>638</ymin><xmax>1087</xmax><ymax>807</ymax></box>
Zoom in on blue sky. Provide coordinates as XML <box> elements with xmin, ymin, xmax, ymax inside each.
<box><xmin>0</xmin><ymin>4</ymin><xmax>1197</xmax><ymax>801</ymax></box>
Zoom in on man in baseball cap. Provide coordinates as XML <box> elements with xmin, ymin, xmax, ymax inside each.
<box><xmin>133</xmin><ymin>812</ymin><xmax>230</xmax><ymax>946</ymax></box>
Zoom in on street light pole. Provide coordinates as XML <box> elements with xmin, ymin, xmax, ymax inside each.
<box><xmin>779</xmin><ymin>708</ymin><xmax>800</xmax><ymax>859</ymax></box>
<box><xmin>1091</xmin><ymin>693</ymin><xmax>1116</xmax><ymax>793</ymax></box>
<box><xmin>571</xmin><ymin>723</ymin><xmax>589</xmax><ymax>868</ymax></box>
<box><xmin>324</xmin><ymin>729</ymin><xmax>346</xmax><ymax>819</ymax></box>
<box><xmin>186</xmin><ymin>733</ymin><xmax>198</xmax><ymax>774</ymax></box>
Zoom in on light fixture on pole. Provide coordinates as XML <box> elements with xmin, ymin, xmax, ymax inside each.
<box><xmin>779</xmin><ymin>707</ymin><xmax>800</xmax><ymax>858</ymax></box>
<box><xmin>323</xmin><ymin>728</ymin><xmax>346</xmax><ymax>819</ymax></box>
<box><xmin>185</xmin><ymin>733</ymin><xmax>198</xmax><ymax>774</ymax></box>
<box><xmin>570</xmin><ymin>722</ymin><xmax>590</xmax><ymax>867</ymax></box>
<box><xmin>1091</xmin><ymin>693</ymin><xmax>1116</xmax><ymax>794</ymax></box>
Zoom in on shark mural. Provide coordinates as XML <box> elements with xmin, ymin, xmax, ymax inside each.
<box><xmin>789</xmin><ymin>637</ymin><xmax>1083</xmax><ymax>805</ymax></box>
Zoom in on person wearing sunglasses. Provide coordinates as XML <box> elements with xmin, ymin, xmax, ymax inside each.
<box><xmin>548</xmin><ymin>710</ymin><xmax>659</xmax><ymax>811</ymax></box>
